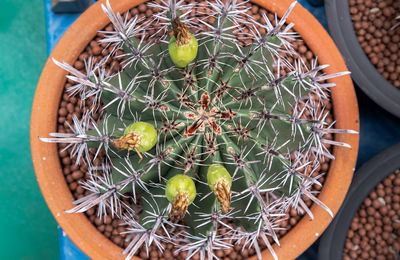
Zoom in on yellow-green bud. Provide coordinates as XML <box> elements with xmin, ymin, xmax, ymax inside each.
<box><xmin>207</xmin><ymin>164</ymin><xmax>232</xmax><ymax>213</ymax></box>
<box><xmin>166</xmin><ymin>174</ymin><xmax>196</xmax><ymax>221</ymax></box>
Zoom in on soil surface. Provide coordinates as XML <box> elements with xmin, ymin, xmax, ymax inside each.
<box><xmin>343</xmin><ymin>170</ymin><xmax>400</xmax><ymax>260</ymax></box>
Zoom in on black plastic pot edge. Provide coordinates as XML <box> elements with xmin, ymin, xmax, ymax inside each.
<box><xmin>318</xmin><ymin>142</ymin><xmax>400</xmax><ymax>259</ymax></box>
<box><xmin>325</xmin><ymin>0</ymin><xmax>400</xmax><ymax>118</ymax></box>
<box><xmin>306</xmin><ymin>0</ymin><xmax>324</xmax><ymax>7</ymax></box>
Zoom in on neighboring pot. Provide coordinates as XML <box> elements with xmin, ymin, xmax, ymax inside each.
<box><xmin>306</xmin><ymin>0</ymin><xmax>324</xmax><ymax>7</ymax></box>
<box><xmin>318</xmin><ymin>142</ymin><xmax>400</xmax><ymax>260</ymax></box>
<box><xmin>30</xmin><ymin>0</ymin><xmax>359</xmax><ymax>259</ymax></box>
<box><xmin>325</xmin><ymin>0</ymin><xmax>400</xmax><ymax>118</ymax></box>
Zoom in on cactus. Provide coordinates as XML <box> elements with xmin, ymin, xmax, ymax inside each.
<box><xmin>40</xmin><ymin>0</ymin><xmax>357</xmax><ymax>259</ymax></box>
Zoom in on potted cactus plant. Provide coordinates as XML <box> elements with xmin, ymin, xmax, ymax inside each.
<box><xmin>31</xmin><ymin>0</ymin><xmax>359</xmax><ymax>259</ymax></box>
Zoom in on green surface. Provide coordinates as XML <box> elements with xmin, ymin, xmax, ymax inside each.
<box><xmin>0</xmin><ymin>0</ymin><xmax>59</xmax><ymax>259</ymax></box>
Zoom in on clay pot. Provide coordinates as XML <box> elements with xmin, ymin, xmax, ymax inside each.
<box><xmin>31</xmin><ymin>0</ymin><xmax>359</xmax><ymax>259</ymax></box>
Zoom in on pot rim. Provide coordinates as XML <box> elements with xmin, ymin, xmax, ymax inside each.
<box><xmin>325</xmin><ymin>0</ymin><xmax>400</xmax><ymax>118</ymax></box>
<box><xmin>318</xmin><ymin>142</ymin><xmax>400</xmax><ymax>260</ymax></box>
<box><xmin>30</xmin><ymin>0</ymin><xmax>359</xmax><ymax>259</ymax></box>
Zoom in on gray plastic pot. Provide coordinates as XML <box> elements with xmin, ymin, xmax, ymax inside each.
<box><xmin>318</xmin><ymin>142</ymin><xmax>400</xmax><ymax>259</ymax></box>
<box><xmin>325</xmin><ymin>0</ymin><xmax>400</xmax><ymax>118</ymax></box>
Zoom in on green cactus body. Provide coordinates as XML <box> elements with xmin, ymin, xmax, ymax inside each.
<box><xmin>42</xmin><ymin>1</ymin><xmax>357</xmax><ymax>259</ymax></box>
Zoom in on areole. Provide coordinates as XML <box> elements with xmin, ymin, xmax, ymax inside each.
<box><xmin>30</xmin><ymin>0</ymin><xmax>359</xmax><ymax>259</ymax></box>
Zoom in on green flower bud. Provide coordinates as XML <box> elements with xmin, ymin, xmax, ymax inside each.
<box><xmin>207</xmin><ymin>164</ymin><xmax>232</xmax><ymax>189</ymax></box>
<box><xmin>168</xmin><ymin>17</ymin><xmax>198</xmax><ymax>68</ymax></box>
<box><xmin>123</xmin><ymin>122</ymin><xmax>157</xmax><ymax>152</ymax></box>
<box><xmin>166</xmin><ymin>174</ymin><xmax>196</xmax><ymax>203</ymax></box>
<box><xmin>207</xmin><ymin>164</ymin><xmax>232</xmax><ymax>213</ymax></box>
<box><xmin>166</xmin><ymin>174</ymin><xmax>196</xmax><ymax>221</ymax></box>
<box><xmin>113</xmin><ymin>121</ymin><xmax>157</xmax><ymax>160</ymax></box>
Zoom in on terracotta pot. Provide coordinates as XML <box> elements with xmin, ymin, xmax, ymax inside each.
<box><xmin>30</xmin><ymin>0</ymin><xmax>359</xmax><ymax>259</ymax></box>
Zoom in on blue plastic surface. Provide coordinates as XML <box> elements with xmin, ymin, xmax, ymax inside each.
<box><xmin>44</xmin><ymin>0</ymin><xmax>400</xmax><ymax>259</ymax></box>
<box><xmin>44</xmin><ymin>0</ymin><xmax>84</xmax><ymax>55</ymax></box>
<box><xmin>59</xmin><ymin>229</ymin><xmax>90</xmax><ymax>260</ymax></box>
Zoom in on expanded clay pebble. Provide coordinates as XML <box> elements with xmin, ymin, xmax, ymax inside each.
<box><xmin>56</xmin><ymin>1</ymin><xmax>334</xmax><ymax>258</ymax></box>
<box><xmin>349</xmin><ymin>0</ymin><xmax>400</xmax><ymax>89</ymax></box>
<box><xmin>343</xmin><ymin>170</ymin><xmax>400</xmax><ymax>260</ymax></box>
